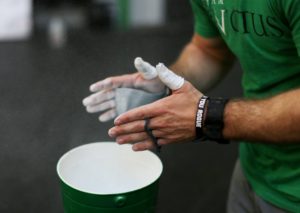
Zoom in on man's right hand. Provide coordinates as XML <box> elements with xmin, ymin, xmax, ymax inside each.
<box><xmin>82</xmin><ymin>57</ymin><xmax>166</xmax><ymax>122</ymax></box>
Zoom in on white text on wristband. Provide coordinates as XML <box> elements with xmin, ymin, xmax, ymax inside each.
<box><xmin>196</xmin><ymin>96</ymin><xmax>208</xmax><ymax>128</ymax></box>
<box><xmin>195</xmin><ymin>96</ymin><xmax>209</xmax><ymax>139</ymax></box>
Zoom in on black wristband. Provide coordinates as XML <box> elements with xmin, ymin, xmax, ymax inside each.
<box><xmin>195</xmin><ymin>96</ymin><xmax>209</xmax><ymax>139</ymax></box>
<box><xmin>203</xmin><ymin>97</ymin><xmax>229</xmax><ymax>144</ymax></box>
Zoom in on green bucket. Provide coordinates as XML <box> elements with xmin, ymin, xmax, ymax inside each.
<box><xmin>56</xmin><ymin>142</ymin><xmax>163</xmax><ymax>213</ymax></box>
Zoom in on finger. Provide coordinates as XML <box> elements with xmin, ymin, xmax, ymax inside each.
<box><xmin>151</xmin><ymin>129</ymin><xmax>165</xmax><ymax>138</ymax></box>
<box><xmin>82</xmin><ymin>90</ymin><xmax>115</xmax><ymax>106</ymax></box>
<box><xmin>157</xmin><ymin>139</ymin><xmax>169</xmax><ymax>146</ymax></box>
<box><xmin>116</xmin><ymin>132</ymin><xmax>148</xmax><ymax>144</ymax></box>
<box><xmin>156</xmin><ymin>63</ymin><xmax>184</xmax><ymax>90</ymax></box>
<box><xmin>134</xmin><ymin>57</ymin><xmax>157</xmax><ymax>80</ymax></box>
<box><xmin>89</xmin><ymin>75</ymin><xmax>135</xmax><ymax>92</ymax></box>
<box><xmin>114</xmin><ymin>100</ymin><xmax>164</xmax><ymax>125</ymax></box>
<box><xmin>99</xmin><ymin>109</ymin><xmax>117</xmax><ymax>122</ymax></box>
<box><xmin>86</xmin><ymin>100</ymin><xmax>115</xmax><ymax>113</ymax></box>
<box><xmin>132</xmin><ymin>140</ymin><xmax>155</xmax><ymax>151</ymax></box>
<box><xmin>108</xmin><ymin>120</ymin><xmax>145</xmax><ymax>137</ymax></box>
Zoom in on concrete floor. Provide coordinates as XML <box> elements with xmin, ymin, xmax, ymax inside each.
<box><xmin>0</xmin><ymin>25</ymin><xmax>243</xmax><ymax>212</ymax></box>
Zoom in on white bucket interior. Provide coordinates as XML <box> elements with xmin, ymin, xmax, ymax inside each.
<box><xmin>57</xmin><ymin>142</ymin><xmax>163</xmax><ymax>195</ymax></box>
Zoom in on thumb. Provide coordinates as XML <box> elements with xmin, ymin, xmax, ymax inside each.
<box><xmin>134</xmin><ymin>57</ymin><xmax>158</xmax><ymax>80</ymax></box>
<box><xmin>156</xmin><ymin>63</ymin><xmax>184</xmax><ymax>90</ymax></box>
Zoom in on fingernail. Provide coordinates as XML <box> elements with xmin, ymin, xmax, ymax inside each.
<box><xmin>116</xmin><ymin>138</ymin><xmax>123</xmax><ymax>144</ymax></box>
<box><xmin>99</xmin><ymin>116</ymin><xmax>109</xmax><ymax>122</ymax></box>
<box><xmin>108</xmin><ymin>129</ymin><xmax>115</xmax><ymax>137</ymax></box>
<box><xmin>89</xmin><ymin>83</ymin><xmax>95</xmax><ymax>89</ymax></box>
<box><xmin>82</xmin><ymin>98</ymin><xmax>89</xmax><ymax>106</ymax></box>
<box><xmin>114</xmin><ymin>117</ymin><xmax>121</xmax><ymax>125</ymax></box>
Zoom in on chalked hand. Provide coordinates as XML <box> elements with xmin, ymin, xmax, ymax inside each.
<box><xmin>109</xmin><ymin>63</ymin><xmax>204</xmax><ymax>151</ymax></box>
<box><xmin>82</xmin><ymin>57</ymin><xmax>166</xmax><ymax>122</ymax></box>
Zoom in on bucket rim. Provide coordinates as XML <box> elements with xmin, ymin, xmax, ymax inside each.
<box><xmin>56</xmin><ymin>141</ymin><xmax>163</xmax><ymax>195</ymax></box>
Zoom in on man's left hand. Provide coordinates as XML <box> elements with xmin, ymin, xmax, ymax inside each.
<box><xmin>108</xmin><ymin>64</ymin><xmax>204</xmax><ymax>151</ymax></box>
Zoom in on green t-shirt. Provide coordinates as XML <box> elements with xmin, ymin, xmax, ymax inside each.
<box><xmin>191</xmin><ymin>0</ymin><xmax>300</xmax><ymax>212</ymax></box>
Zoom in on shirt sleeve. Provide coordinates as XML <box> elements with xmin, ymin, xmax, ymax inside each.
<box><xmin>282</xmin><ymin>0</ymin><xmax>300</xmax><ymax>56</ymax></box>
<box><xmin>190</xmin><ymin>0</ymin><xmax>220</xmax><ymax>38</ymax></box>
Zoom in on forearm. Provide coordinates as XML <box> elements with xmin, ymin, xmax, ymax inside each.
<box><xmin>170</xmin><ymin>34</ymin><xmax>235</xmax><ymax>92</ymax></box>
<box><xmin>223</xmin><ymin>88</ymin><xmax>300</xmax><ymax>144</ymax></box>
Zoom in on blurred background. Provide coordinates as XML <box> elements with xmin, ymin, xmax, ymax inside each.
<box><xmin>0</xmin><ymin>0</ymin><xmax>243</xmax><ymax>212</ymax></box>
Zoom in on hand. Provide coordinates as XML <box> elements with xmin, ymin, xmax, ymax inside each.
<box><xmin>108</xmin><ymin>63</ymin><xmax>203</xmax><ymax>151</ymax></box>
<box><xmin>82</xmin><ymin>57</ymin><xmax>166</xmax><ymax>122</ymax></box>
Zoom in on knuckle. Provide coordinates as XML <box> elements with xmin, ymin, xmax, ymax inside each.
<box><xmin>138</xmin><ymin>120</ymin><xmax>146</xmax><ymax>130</ymax></box>
<box><xmin>98</xmin><ymin>103</ymin><xmax>106</xmax><ymax>111</ymax></box>
<box><xmin>126</xmin><ymin>134</ymin><xmax>135</xmax><ymax>141</ymax></box>
<box><xmin>108</xmin><ymin>90</ymin><xmax>115</xmax><ymax>98</ymax></box>
<box><xmin>127</xmin><ymin>133</ymin><xmax>139</xmax><ymax>142</ymax></box>
<box><xmin>166</xmin><ymin>133</ymin><xmax>178</xmax><ymax>140</ymax></box>
<box><xmin>158</xmin><ymin>139</ymin><xmax>168</xmax><ymax>145</ymax></box>
<box><xmin>104</xmin><ymin>77</ymin><xmax>112</xmax><ymax>82</ymax></box>
<box><xmin>142</xmin><ymin>132</ymin><xmax>149</xmax><ymax>139</ymax></box>
<box><xmin>91</xmin><ymin>97</ymin><xmax>98</xmax><ymax>103</ymax></box>
<box><xmin>154</xmin><ymin>130</ymin><xmax>164</xmax><ymax>138</ymax></box>
<box><xmin>145</xmin><ymin>141</ymin><xmax>155</xmax><ymax>149</ymax></box>
<box><xmin>137</xmin><ymin>111</ymin><xmax>146</xmax><ymax>119</ymax></box>
<box><xmin>104</xmin><ymin>77</ymin><xmax>112</xmax><ymax>86</ymax></box>
<box><xmin>109</xmin><ymin>100</ymin><xmax>115</xmax><ymax>107</ymax></box>
<box><xmin>113</xmin><ymin>127</ymin><xmax>121</xmax><ymax>135</ymax></box>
